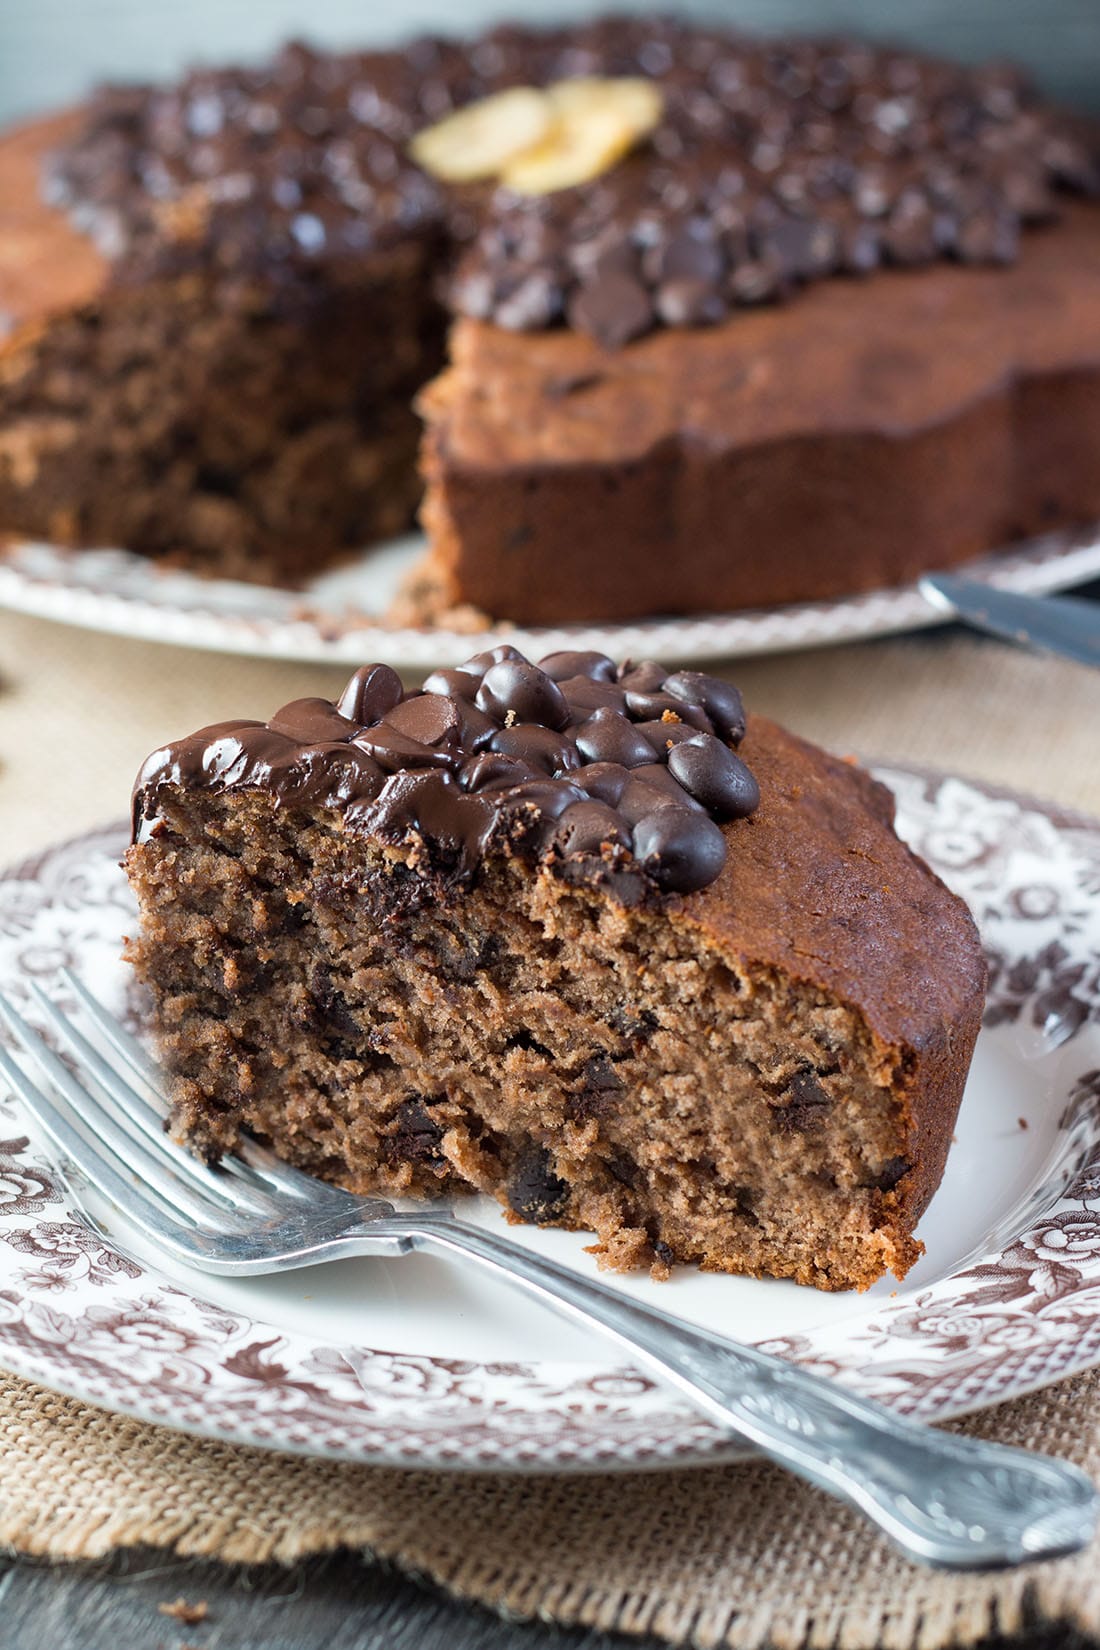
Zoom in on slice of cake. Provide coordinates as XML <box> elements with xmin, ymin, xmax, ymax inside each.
<box><xmin>125</xmin><ymin>651</ymin><xmax>985</xmax><ymax>1291</ymax></box>
<box><xmin>2</xmin><ymin>19</ymin><xmax>1098</xmax><ymax>611</ymax></box>
<box><xmin>0</xmin><ymin>97</ymin><xmax>443</xmax><ymax>582</ymax></box>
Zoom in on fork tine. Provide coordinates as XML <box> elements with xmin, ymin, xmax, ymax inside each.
<box><xmin>0</xmin><ymin>993</ymin><xmax>255</xmax><ymax>1232</ymax></box>
<box><xmin>60</xmin><ymin>968</ymin><xmax>343</xmax><ymax>1205</ymax></box>
<box><xmin>30</xmin><ymin>983</ymin><xmax>278</xmax><ymax>1218</ymax></box>
<box><xmin>0</xmin><ymin>1041</ymin><xmax>207</xmax><ymax>1253</ymax></box>
<box><xmin>60</xmin><ymin>967</ymin><xmax>162</xmax><ymax>1087</ymax></box>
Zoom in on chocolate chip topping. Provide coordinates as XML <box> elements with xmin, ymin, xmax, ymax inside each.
<box><xmin>132</xmin><ymin>648</ymin><xmax>760</xmax><ymax>899</ymax></box>
<box><xmin>48</xmin><ymin>20</ymin><xmax>1099</xmax><ymax>344</ymax></box>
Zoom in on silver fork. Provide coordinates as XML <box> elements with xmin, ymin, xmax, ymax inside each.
<box><xmin>0</xmin><ymin>972</ymin><xmax>1096</xmax><ymax>1572</ymax></box>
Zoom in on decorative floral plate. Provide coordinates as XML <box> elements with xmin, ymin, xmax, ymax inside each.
<box><xmin>1</xmin><ymin>526</ymin><xmax>1099</xmax><ymax>669</ymax></box>
<box><xmin>0</xmin><ymin>767</ymin><xmax>1098</xmax><ymax>1471</ymax></box>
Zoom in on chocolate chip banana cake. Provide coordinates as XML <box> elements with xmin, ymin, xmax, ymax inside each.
<box><xmin>125</xmin><ymin>650</ymin><xmax>986</xmax><ymax>1291</ymax></box>
<box><xmin>1</xmin><ymin>19</ymin><xmax>1098</xmax><ymax>615</ymax></box>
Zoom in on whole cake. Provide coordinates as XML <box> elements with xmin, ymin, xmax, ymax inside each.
<box><xmin>125</xmin><ymin>649</ymin><xmax>986</xmax><ymax>1290</ymax></box>
<box><xmin>1</xmin><ymin>20</ymin><xmax>1099</xmax><ymax>617</ymax></box>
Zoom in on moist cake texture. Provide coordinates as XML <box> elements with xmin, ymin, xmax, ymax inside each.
<box><xmin>125</xmin><ymin>649</ymin><xmax>986</xmax><ymax>1290</ymax></box>
<box><xmin>1</xmin><ymin>19</ymin><xmax>1098</xmax><ymax>611</ymax></box>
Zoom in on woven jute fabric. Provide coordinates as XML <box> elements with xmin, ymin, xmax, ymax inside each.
<box><xmin>1</xmin><ymin>1368</ymin><xmax>1100</xmax><ymax>1649</ymax></box>
<box><xmin>0</xmin><ymin>606</ymin><xmax>1099</xmax><ymax>1646</ymax></box>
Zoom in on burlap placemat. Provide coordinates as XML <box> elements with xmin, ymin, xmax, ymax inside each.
<box><xmin>1</xmin><ymin>1368</ymin><xmax>1098</xmax><ymax>1649</ymax></box>
<box><xmin>1</xmin><ymin>607</ymin><xmax>1099</xmax><ymax>1646</ymax></box>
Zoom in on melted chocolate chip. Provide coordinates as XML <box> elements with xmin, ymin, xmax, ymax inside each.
<box><xmin>568</xmin><ymin>271</ymin><xmax>656</xmax><ymax>350</ymax></box>
<box><xmin>461</xmin><ymin>644</ymin><xmax>526</xmax><ymax>678</ymax></box>
<box><xmin>632</xmin><ymin>807</ymin><xmax>727</xmax><ymax>893</ymax></box>
<box><xmin>386</xmin><ymin>1097</ymin><xmax>445</xmax><ymax>1164</ymax></box>
<box><xmin>609</xmin><ymin>1005</ymin><xmax>658</xmax><ymax>1044</ymax></box>
<box><xmin>539</xmin><ymin>650</ymin><xmax>617</xmax><ymax>683</ymax></box>
<box><xmin>508</xmin><ymin>1146</ymin><xmax>570</xmax><ymax>1223</ymax></box>
<box><xmin>422</xmin><ymin>667</ymin><xmax>480</xmax><ymax>699</ymax></box>
<box><xmin>668</xmin><ymin>734</ymin><xmax>761</xmax><ymax>819</ymax></box>
<box><xmin>574</xmin><ymin>708</ymin><xmax>657</xmax><ymax>768</ymax></box>
<box><xmin>623</xmin><ymin>689</ymin><xmax>705</xmax><ymax>725</ymax></box>
<box><xmin>337</xmin><ymin>664</ymin><xmax>404</xmax><ymax>725</ymax></box>
<box><xmin>624</xmin><ymin>764</ymin><xmax>706</xmax><ymax>814</ymax></box>
<box><xmin>382</xmin><ymin>693</ymin><xmax>464</xmax><ymax>748</ymax></box>
<box><xmin>618</xmin><ymin>660</ymin><xmax>667</xmax><ymax>693</ymax></box>
<box><xmin>582</xmin><ymin>1052</ymin><xmax>624</xmax><ymax>1093</ymax></box>
<box><xmin>869</xmin><ymin>1155</ymin><xmax>910</xmax><ymax>1193</ymax></box>
<box><xmin>476</xmin><ymin>660</ymin><xmax>570</xmax><ymax>729</ymax></box>
<box><xmin>772</xmin><ymin>1070</ymin><xmax>832</xmax><ymax>1133</ymax></box>
<box><xmin>132</xmin><ymin>646</ymin><xmax>760</xmax><ymax>898</ymax></box>
<box><xmin>603</xmin><ymin>1150</ymin><xmax>638</xmax><ymax>1185</ymax></box>
<box><xmin>663</xmin><ymin>673</ymin><xmax>747</xmax><ymax>743</ymax></box>
<box><xmin>505</xmin><ymin>1027</ymin><xmax>552</xmax><ymax>1058</ymax></box>
<box><xmin>558</xmin><ymin>677</ymin><xmax>629</xmax><ymax>719</ymax></box>
<box><xmin>490</xmin><ymin>724</ymin><xmax>578</xmax><ymax>775</ymax></box>
<box><xmin>572</xmin><ymin>761</ymin><xmax>631</xmax><ymax>806</ymax></box>
<box><xmin>551</xmin><ymin>800</ymin><xmax>630</xmax><ymax>857</ymax></box>
<box><xmin>354</xmin><ymin>725</ymin><xmax>458</xmax><ymax>773</ymax></box>
<box><xmin>459</xmin><ymin>752</ymin><xmax>539</xmax><ymax>792</ymax></box>
<box><xmin>310</xmin><ymin>967</ymin><xmax>360</xmax><ymax>1042</ymax></box>
<box><xmin>635</xmin><ymin>719</ymin><xmax>699</xmax><ymax>752</ymax></box>
<box><xmin>268</xmin><ymin>698</ymin><xmax>357</xmax><ymax>744</ymax></box>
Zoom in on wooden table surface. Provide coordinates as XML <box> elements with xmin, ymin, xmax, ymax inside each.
<box><xmin>0</xmin><ymin>1545</ymin><xmax>1094</xmax><ymax>1650</ymax></box>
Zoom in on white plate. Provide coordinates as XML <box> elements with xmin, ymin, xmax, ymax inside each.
<box><xmin>1</xmin><ymin>527</ymin><xmax>1099</xmax><ymax>669</ymax></box>
<box><xmin>0</xmin><ymin>766</ymin><xmax>1099</xmax><ymax>1470</ymax></box>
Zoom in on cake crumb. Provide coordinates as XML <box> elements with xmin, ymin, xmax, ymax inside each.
<box><xmin>158</xmin><ymin>1598</ymin><xmax>208</xmax><ymax>1625</ymax></box>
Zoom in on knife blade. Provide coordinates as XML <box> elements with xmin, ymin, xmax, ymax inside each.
<box><xmin>919</xmin><ymin>575</ymin><xmax>1100</xmax><ymax>669</ymax></box>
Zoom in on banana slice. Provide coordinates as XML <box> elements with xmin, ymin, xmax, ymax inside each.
<box><xmin>501</xmin><ymin>77</ymin><xmax>664</xmax><ymax>196</ymax></box>
<box><xmin>546</xmin><ymin>75</ymin><xmax>664</xmax><ymax>141</ymax></box>
<box><xmin>409</xmin><ymin>87</ymin><xmax>554</xmax><ymax>183</ymax></box>
<box><xmin>499</xmin><ymin>108</ymin><xmax>634</xmax><ymax>196</ymax></box>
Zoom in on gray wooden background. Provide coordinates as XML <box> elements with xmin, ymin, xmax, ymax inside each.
<box><xmin>1</xmin><ymin>0</ymin><xmax>1099</xmax><ymax>126</ymax></box>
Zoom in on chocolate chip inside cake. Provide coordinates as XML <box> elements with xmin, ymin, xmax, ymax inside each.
<box><xmin>125</xmin><ymin>651</ymin><xmax>986</xmax><ymax>1291</ymax></box>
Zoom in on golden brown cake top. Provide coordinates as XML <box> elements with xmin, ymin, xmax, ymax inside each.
<box><xmin>38</xmin><ymin>17</ymin><xmax>1100</xmax><ymax>346</ymax></box>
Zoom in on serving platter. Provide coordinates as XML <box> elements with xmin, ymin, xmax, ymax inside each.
<box><xmin>1</xmin><ymin>526</ymin><xmax>1099</xmax><ymax>669</ymax></box>
<box><xmin>0</xmin><ymin>765</ymin><xmax>1098</xmax><ymax>1470</ymax></box>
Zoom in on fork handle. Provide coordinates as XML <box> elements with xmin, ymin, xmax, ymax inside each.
<box><xmin>398</xmin><ymin>1214</ymin><xmax>1097</xmax><ymax>1569</ymax></box>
